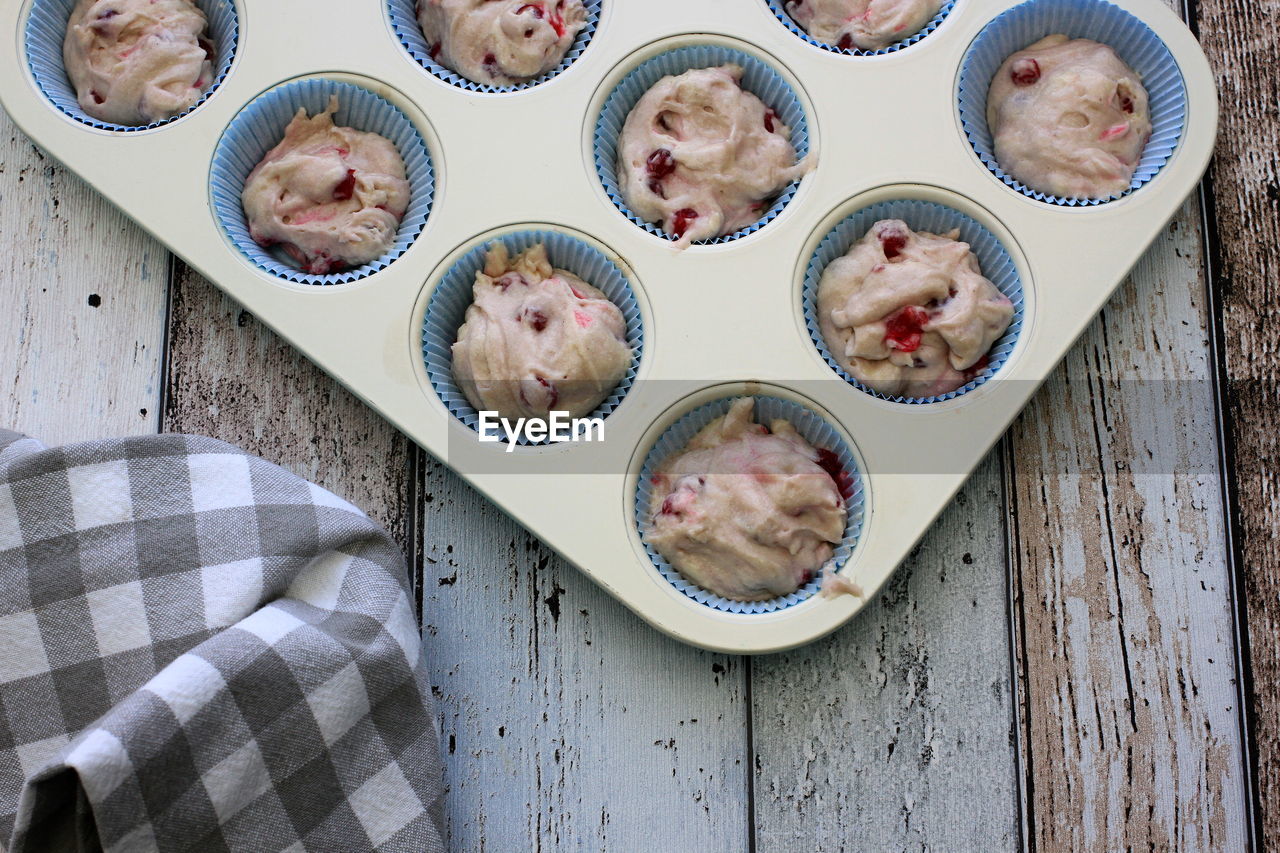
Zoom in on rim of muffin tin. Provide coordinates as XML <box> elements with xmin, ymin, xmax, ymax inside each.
<box><xmin>23</xmin><ymin>0</ymin><xmax>239</xmax><ymax>133</ymax></box>
<box><xmin>801</xmin><ymin>195</ymin><xmax>1026</xmax><ymax>405</ymax></box>
<box><xmin>761</xmin><ymin>0</ymin><xmax>958</xmax><ymax>57</ymax></box>
<box><xmin>957</xmin><ymin>0</ymin><xmax>1188</xmax><ymax>206</ymax></box>
<box><xmin>386</xmin><ymin>0</ymin><xmax>602</xmax><ymax>93</ymax></box>
<box><xmin>634</xmin><ymin>388</ymin><xmax>866</xmax><ymax>616</ymax></box>
<box><xmin>591</xmin><ymin>37</ymin><xmax>814</xmax><ymax>247</ymax></box>
<box><xmin>421</xmin><ymin>225</ymin><xmax>645</xmax><ymax>444</ymax></box>
<box><xmin>209</xmin><ymin>75</ymin><xmax>436</xmax><ymax>286</ymax></box>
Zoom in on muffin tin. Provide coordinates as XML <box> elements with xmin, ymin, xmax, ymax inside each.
<box><xmin>0</xmin><ymin>0</ymin><xmax>1218</xmax><ymax>653</ymax></box>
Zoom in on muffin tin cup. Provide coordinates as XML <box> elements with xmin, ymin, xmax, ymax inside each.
<box><xmin>25</xmin><ymin>0</ymin><xmax>239</xmax><ymax>132</ymax></box>
<box><xmin>763</xmin><ymin>0</ymin><xmax>957</xmax><ymax>56</ymax></box>
<box><xmin>210</xmin><ymin>77</ymin><xmax>435</xmax><ymax>286</ymax></box>
<box><xmin>802</xmin><ymin>198</ymin><xmax>1025</xmax><ymax>404</ymax></box>
<box><xmin>958</xmin><ymin>0</ymin><xmax>1188</xmax><ymax>206</ymax></box>
<box><xmin>593</xmin><ymin>43</ymin><xmax>812</xmax><ymax>245</ymax></box>
<box><xmin>422</xmin><ymin>227</ymin><xmax>644</xmax><ymax>443</ymax></box>
<box><xmin>387</xmin><ymin>0</ymin><xmax>602</xmax><ymax>93</ymax></box>
<box><xmin>636</xmin><ymin>394</ymin><xmax>865</xmax><ymax>615</ymax></box>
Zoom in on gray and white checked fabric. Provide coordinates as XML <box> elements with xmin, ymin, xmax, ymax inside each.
<box><xmin>0</xmin><ymin>430</ymin><xmax>445</xmax><ymax>852</ymax></box>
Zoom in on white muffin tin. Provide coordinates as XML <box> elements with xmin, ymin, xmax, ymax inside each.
<box><xmin>0</xmin><ymin>0</ymin><xmax>1218</xmax><ymax>652</ymax></box>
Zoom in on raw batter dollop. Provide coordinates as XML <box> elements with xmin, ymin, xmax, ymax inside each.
<box><xmin>63</xmin><ymin>0</ymin><xmax>215</xmax><ymax>125</ymax></box>
<box><xmin>647</xmin><ymin>398</ymin><xmax>848</xmax><ymax>602</ymax></box>
<box><xmin>452</xmin><ymin>243</ymin><xmax>632</xmax><ymax>421</ymax></box>
<box><xmin>242</xmin><ymin>97</ymin><xmax>411</xmax><ymax>275</ymax></box>
<box><xmin>615</xmin><ymin>65</ymin><xmax>812</xmax><ymax>247</ymax></box>
<box><xmin>416</xmin><ymin>0</ymin><xmax>587</xmax><ymax>86</ymax></box>
<box><xmin>784</xmin><ymin>0</ymin><xmax>943</xmax><ymax>51</ymax></box>
<box><xmin>817</xmin><ymin>220</ymin><xmax>1014</xmax><ymax>398</ymax></box>
<box><xmin>987</xmin><ymin>35</ymin><xmax>1152</xmax><ymax>199</ymax></box>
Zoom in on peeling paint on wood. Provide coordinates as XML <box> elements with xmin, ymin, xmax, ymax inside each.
<box><xmin>752</xmin><ymin>455</ymin><xmax>1019</xmax><ymax>852</ymax></box>
<box><xmin>161</xmin><ymin>263</ymin><xmax>415</xmax><ymax>550</ymax></box>
<box><xmin>1195</xmin><ymin>0</ymin><xmax>1280</xmax><ymax>843</ymax></box>
<box><xmin>0</xmin><ymin>108</ymin><xmax>167</xmax><ymax>442</ymax></box>
<box><xmin>0</xmin><ymin>22</ymin><xmax>1262</xmax><ymax>841</ymax></box>
<box><xmin>1006</xmin><ymin>200</ymin><xmax>1249</xmax><ymax>850</ymax></box>
<box><xmin>419</xmin><ymin>458</ymin><xmax>749</xmax><ymax>852</ymax></box>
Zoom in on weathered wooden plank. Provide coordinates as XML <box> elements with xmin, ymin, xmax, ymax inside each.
<box><xmin>1007</xmin><ymin>199</ymin><xmax>1249</xmax><ymax>850</ymax></box>
<box><xmin>751</xmin><ymin>454</ymin><xmax>1019</xmax><ymax>852</ymax></box>
<box><xmin>1194</xmin><ymin>0</ymin><xmax>1279</xmax><ymax>843</ymax></box>
<box><xmin>419</xmin><ymin>460</ymin><xmax>749</xmax><ymax>853</ymax></box>
<box><xmin>0</xmin><ymin>108</ymin><xmax>169</xmax><ymax>443</ymax></box>
<box><xmin>161</xmin><ymin>262</ymin><xmax>416</xmax><ymax>551</ymax></box>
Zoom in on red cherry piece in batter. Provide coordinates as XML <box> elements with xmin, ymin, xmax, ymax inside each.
<box><xmin>815</xmin><ymin>448</ymin><xmax>855</xmax><ymax>500</ymax></box>
<box><xmin>522</xmin><ymin>307</ymin><xmax>549</xmax><ymax>332</ymax></box>
<box><xmin>646</xmin><ymin>148</ymin><xmax>676</xmax><ymax>179</ymax></box>
<box><xmin>1010</xmin><ymin>58</ymin><xmax>1040</xmax><ymax>86</ymax></box>
<box><xmin>333</xmin><ymin>169</ymin><xmax>357</xmax><ymax>202</ymax></box>
<box><xmin>671</xmin><ymin>208</ymin><xmax>699</xmax><ymax>239</ymax></box>
<box><xmin>883</xmin><ymin>306</ymin><xmax>929</xmax><ymax>353</ymax></box>
<box><xmin>877</xmin><ymin>224</ymin><xmax>909</xmax><ymax>259</ymax></box>
<box><xmin>549</xmin><ymin>0</ymin><xmax>567</xmax><ymax>36</ymax></box>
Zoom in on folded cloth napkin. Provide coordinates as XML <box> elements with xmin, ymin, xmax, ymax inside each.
<box><xmin>0</xmin><ymin>430</ymin><xmax>445</xmax><ymax>852</ymax></box>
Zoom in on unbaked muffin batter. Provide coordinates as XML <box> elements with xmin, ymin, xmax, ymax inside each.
<box><xmin>647</xmin><ymin>398</ymin><xmax>848</xmax><ymax>602</ymax></box>
<box><xmin>452</xmin><ymin>243</ymin><xmax>631</xmax><ymax>421</ymax></box>
<box><xmin>63</xmin><ymin>0</ymin><xmax>215</xmax><ymax>125</ymax></box>
<box><xmin>817</xmin><ymin>219</ymin><xmax>1014</xmax><ymax>398</ymax></box>
<box><xmin>242</xmin><ymin>97</ymin><xmax>411</xmax><ymax>275</ymax></box>
<box><xmin>616</xmin><ymin>65</ymin><xmax>812</xmax><ymax>247</ymax></box>
<box><xmin>987</xmin><ymin>35</ymin><xmax>1152</xmax><ymax>199</ymax></box>
<box><xmin>785</xmin><ymin>0</ymin><xmax>942</xmax><ymax>51</ymax></box>
<box><xmin>416</xmin><ymin>0</ymin><xmax>587</xmax><ymax>86</ymax></box>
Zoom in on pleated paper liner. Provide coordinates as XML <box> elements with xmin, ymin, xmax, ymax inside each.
<box><xmin>637</xmin><ymin>394</ymin><xmax>865</xmax><ymax>615</ymax></box>
<box><xmin>763</xmin><ymin>0</ymin><xmax>956</xmax><ymax>56</ymax></box>
<box><xmin>210</xmin><ymin>78</ymin><xmax>435</xmax><ymax>286</ymax></box>
<box><xmin>25</xmin><ymin>0</ymin><xmax>238</xmax><ymax>132</ymax></box>
<box><xmin>387</xmin><ymin>0</ymin><xmax>601</xmax><ymax>93</ymax></box>
<box><xmin>594</xmin><ymin>44</ymin><xmax>812</xmax><ymax>245</ymax></box>
<box><xmin>802</xmin><ymin>198</ymin><xmax>1024</xmax><ymax>403</ymax></box>
<box><xmin>957</xmin><ymin>0</ymin><xmax>1187</xmax><ymax>205</ymax></box>
<box><xmin>422</xmin><ymin>228</ymin><xmax>643</xmax><ymax>443</ymax></box>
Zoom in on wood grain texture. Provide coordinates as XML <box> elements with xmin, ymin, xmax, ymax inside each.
<box><xmin>751</xmin><ymin>455</ymin><xmax>1019</xmax><ymax>853</ymax></box>
<box><xmin>161</xmin><ymin>262</ymin><xmax>416</xmax><ymax>551</ymax></box>
<box><xmin>1194</xmin><ymin>0</ymin><xmax>1280</xmax><ymax>843</ymax></box>
<box><xmin>1007</xmin><ymin>201</ymin><xmax>1248</xmax><ymax>850</ymax></box>
<box><xmin>419</xmin><ymin>459</ymin><xmax>749</xmax><ymax>853</ymax></box>
<box><xmin>0</xmin><ymin>108</ymin><xmax>168</xmax><ymax>443</ymax></box>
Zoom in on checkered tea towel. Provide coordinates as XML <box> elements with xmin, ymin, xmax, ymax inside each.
<box><xmin>0</xmin><ymin>430</ymin><xmax>445</xmax><ymax>852</ymax></box>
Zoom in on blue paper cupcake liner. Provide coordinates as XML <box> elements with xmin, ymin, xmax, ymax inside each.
<box><xmin>422</xmin><ymin>229</ymin><xmax>644</xmax><ymax>442</ymax></box>
<box><xmin>763</xmin><ymin>0</ymin><xmax>956</xmax><ymax>56</ymax></box>
<box><xmin>958</xmin><ymin>0</ymin><xmax>1187</xmax><ymax>205</ymax></box>
<box><xmin>387</xmin><ymin>0</ymin><xmax>601</xmax><ymax>93</ymax></box>
<box><xmin>637</xmin><ymin>394</ymin><xmax>865</xmax><ymax>615</ymax></box>
<box><xmin>210</xmin><ymin>78</ymin><xmax>435</xmax><ymax>286</ymax></box>
<box><xmin>25</xmin><ymin>0</ymin><xmax>238</xmax><ymax>132</ymax></box>
<box><xmin>803</xmin><ymin>199</ymin><xmax>1024</xmax><ymax>404</ymax></box>
<box><xmin>594</xmin><ymin>44</ymin><xmax>812</xmax><ymax>245</ymax></box>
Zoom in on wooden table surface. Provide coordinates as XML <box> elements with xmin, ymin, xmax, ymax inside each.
<box><xmin>1</xmin><ymin>0</ymin><xmax>1273</xmax><ymax>848</ymax></box>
